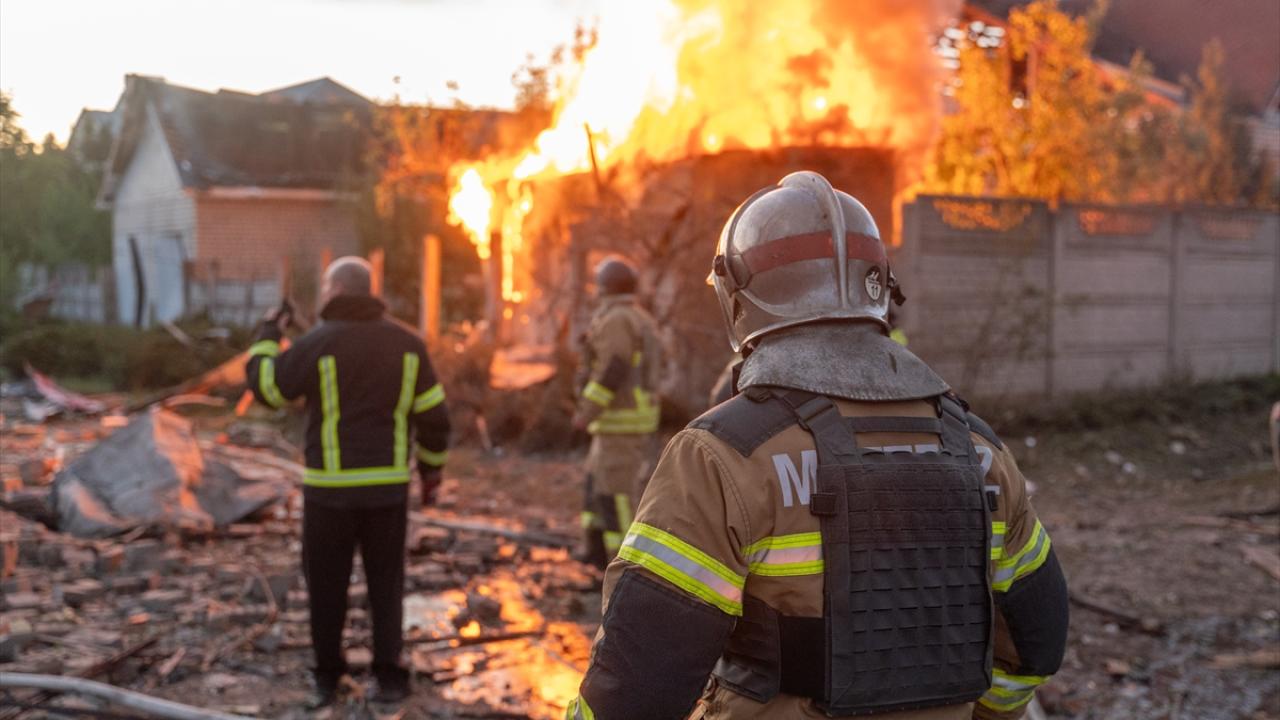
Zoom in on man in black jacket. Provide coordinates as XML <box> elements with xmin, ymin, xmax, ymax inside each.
<box><xmin>245</xmin><ymin>257</ymin><xmax>450</xmax><ymax>706</ymax></box>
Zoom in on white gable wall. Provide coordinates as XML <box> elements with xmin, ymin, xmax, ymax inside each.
<box><xmin>111</xmin><ymin>102</ymin><xmax>195</xmax><ymax>326</ymax></box>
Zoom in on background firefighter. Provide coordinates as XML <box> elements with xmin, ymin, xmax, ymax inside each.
<box><xmin>244</xmin><ymin>257</ymin><xmax>451</xmax><ymax>707</ymax></box>
<box><xmin>568</xmin><ymin>172</ymin><xmax>1069</xmax><ymax>720</ymax></box>
<box><xmin>572</xmin><ymin>258</ymin><xmax>663</xmax><ymax>570</ymax></box>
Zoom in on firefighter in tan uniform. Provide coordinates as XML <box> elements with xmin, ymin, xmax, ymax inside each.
<box><xmin>574</xmin><ymin>258</ymin><xmax>663</xmax><ymax>569</ymax></box>
<box><xmin>569</xmin><ymin>172</ymin><xmax>1068</xmax><ymax>719</ymax></box>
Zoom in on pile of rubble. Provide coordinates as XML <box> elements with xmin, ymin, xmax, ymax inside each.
<box><xmin>0</xmin><ymin>387</ymin><xmax>595</xmax><ymax>718</ymax></box>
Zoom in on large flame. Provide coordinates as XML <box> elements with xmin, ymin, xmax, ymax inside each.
<box><xmin>449</xmin><ymin>0</ymin><xmax>957</xmax><ymax>305</ymax></box>
<box><xmin>448</xmin><ymin>168</ymin><xmax>494</xmax><ymax>260</ymax></box>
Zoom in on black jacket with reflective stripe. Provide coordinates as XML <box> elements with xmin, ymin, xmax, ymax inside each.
<box><xmin>245</xmin><ymin>295</ymin><xmax>451</xmax><ymax>507</ymax></box>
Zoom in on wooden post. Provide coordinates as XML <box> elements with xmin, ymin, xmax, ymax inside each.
<box><xmin>485</xmin><ymin>231</ymin><xmax>503</xmax><ymax>340</ymax></box>
<box><xmin>369</xmin><ymin>248</ymin><xmax>385</xmax><ymax>297</ymax></box>
<box><xmin>421</xmin><ymin>234</ymin><xmax>441</xmax><ymax>341</ymax></box>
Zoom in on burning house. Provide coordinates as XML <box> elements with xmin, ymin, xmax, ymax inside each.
<box><xmin>440</xmin><ymin>0</ymin><xmax>957</xmax><ymax>415</ymax></box>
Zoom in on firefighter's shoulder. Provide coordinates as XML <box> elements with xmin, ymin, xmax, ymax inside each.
<box><xmin>686</xmin><ymin>386</ymin><xmax>797</xmax><ymax>458</ymax></box>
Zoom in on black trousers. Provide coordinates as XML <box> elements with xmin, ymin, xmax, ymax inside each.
<box><xmin>302</xmin><ymin>499</ymin><xmax>408</xmax><ymax>682</ymax></box>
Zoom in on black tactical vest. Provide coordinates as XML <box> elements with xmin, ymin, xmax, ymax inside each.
<box><xmin>694</xmin><ymin>387</ymin><xmax>994</xmax><ymax>716</ymax></box>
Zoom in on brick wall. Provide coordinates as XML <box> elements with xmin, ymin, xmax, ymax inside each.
<box><xmin>192</xmin><ymin>196</ymin><xmax>359</xmax><ymax>282</ymax></box>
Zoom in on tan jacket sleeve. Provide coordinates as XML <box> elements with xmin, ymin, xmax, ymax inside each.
<box><xmin>974</xmin><ymin>442</ymin><xmax>1061</xmax><ymax>720</ymax></box>
<box><xmin>602</xmin><ymin>428</ymin><xmax>752</xmax><ymax>617</ymax></box>
<box><xmin>576</xmin><ymin>310</ymin><xmax>634</xmax><ymax>424</ymax></box>
<box><xmin>570</xmin><ymin>430</ymin><xmax>750</xmax><ymax>720</ymax></box>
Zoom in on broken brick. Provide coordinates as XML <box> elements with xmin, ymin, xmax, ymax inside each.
<box><xmin>94</xmin><ymin>546</ymin><xmax>125</xmax><ymax>576</ymax></box>
<box><xmin>140</xmin><ymin>589</ymin><xmax>187</xmax><ymax>614</ymax></box>
<box><xmin>124</xmin><ymin>539</ymin><xmax>164</xmax><ymax>572</ymax></box>
<box><xmin>62</xmin><ymin>579</ymin><xmax>105</xmax><ymax>608</ymax></box>
<box><xmin>1</xmin><ymin>592</ymin><xmax>44</xmax><ymax>611</ymax></box>
<box><xmin>105</xmin><ymin>574</ymin><xmax>150</xmax><ymax>595</ymax></box>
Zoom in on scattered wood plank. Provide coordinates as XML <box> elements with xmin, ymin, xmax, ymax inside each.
<box><xmin>1181</xmin><ymin>515</ymin><xmax>1277</xmax><ymax>535</ymax></box>
<box><xmin>1240</xmin><ymin>544</ymin><xmax>1280</xmax><ymax>582</ymax></box>
<box><xmin>144</xmin><ymin>647</ymin><xmax>187</xmax><ymax>691</ymax></box>
<box><xmin>200</xmin><ymin>569</ymin><xmax>279</xmax><ymax>672</ymax></box>
<box><xmin>1209</xmin><ymin>648</ymin><xmax>1280</xmax><ymax>670</ymax></box>
<box><xmin>1219</xmin><ymin>503</ymin><xmax>1280</xmax><ymax>520</ymax></box>
<box><xmin>414</xmin><ymin>513</ymin><xmax>575</xmax><ymax>550</ymax></box>
<box><xmin>410</xmin><ymin>628</ymin><xmax>544</xmax><ymax>651</ymax></box>
<box><xmin>1068</xmin><ymin>590</ymin><xmax>1164</xmax><ymax>635</ymax></box>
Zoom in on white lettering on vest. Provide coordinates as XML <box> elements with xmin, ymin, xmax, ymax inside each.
<box><xmin>776</xmin><ymin>444</ymin><xmax>996</xmax><ymax>509</ymax></box>
<box><xmin>773</xmin><ymin>450</ymin><xmax>817</xmax><ymax>507</ymax></box>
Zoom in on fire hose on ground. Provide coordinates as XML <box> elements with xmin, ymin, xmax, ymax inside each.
<box><xmin>0</xmin><ymin>673</ymin><xmax>255</xmax><ymax>720</ymax></box>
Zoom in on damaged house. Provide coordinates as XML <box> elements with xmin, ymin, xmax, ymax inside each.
<box><xmin>96</xmin><ymin>75</ymin><xmax>372</xmax><ymax>327</ymax></box>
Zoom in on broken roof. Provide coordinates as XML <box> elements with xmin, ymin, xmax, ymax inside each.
<box><xmin>99</xmin><ymin>75</ymin><xmax>374</xmax><ymax>204</ymax></box>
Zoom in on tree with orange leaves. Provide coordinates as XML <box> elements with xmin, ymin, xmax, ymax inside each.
<box><xmin>928</xmin><ymin>0</ymin><xmax>1261</xmax><ymax>207</ymax></box>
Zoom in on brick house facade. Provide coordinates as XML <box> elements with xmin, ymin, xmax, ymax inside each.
<box><xmin>97</xmin><ymin>76</ymin><xmax>371</xmax><ymax>326</ymax></box>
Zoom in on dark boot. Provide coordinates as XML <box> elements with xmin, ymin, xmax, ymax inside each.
<box><xmin>575</xmin><ymin>528</ymin><xmax>609</xmax><ymax>569</ymax></box>
<box><xmin>307</xmin><ymin>670</ymin><xmax>343</xmax><ymax>709</ymax></box>
<box><xmin>371</xmin><ymin>666</ymin><xmax>411</xmax><ymax>705</ymax></box>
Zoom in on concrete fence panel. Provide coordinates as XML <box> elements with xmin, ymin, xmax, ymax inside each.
<box><xmin>902</xmin><ymin>196</ymin><xmax>1280</xmax><ymax>402</ymax></box>
<box><xmin>899</xmin><ymin>196</ymin><xmax>1053</xmax><ymax>400</ymax></box>
<box><xmin>1051</xmin><ymin>206</ymin><xmax>1174</xmax><ymax>394</ymax></box>
<box><xmin>1173</xmin><ymin>210</ymin><xmax>1279</xmax><ymax>380</ymax></box>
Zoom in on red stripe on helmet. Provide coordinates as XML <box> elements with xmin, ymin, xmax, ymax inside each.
<box><xmin>741</xmin><ymin>231</ymin><xmax>886</xmax><ymax>275</ymax></box>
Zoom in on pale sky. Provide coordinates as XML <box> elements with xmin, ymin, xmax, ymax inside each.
<box><xmin>0</xmin><ymin>0</ymin><xmax>603</xmax><ymax>143</ymax></box>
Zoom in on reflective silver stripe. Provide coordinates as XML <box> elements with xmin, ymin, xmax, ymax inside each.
<box><xmin>990</xmin><ymin>521</ymin><xmax>1007</xmax><ymax>560</ymax></box>
<box><xmin>993</xmin><ymin>522</ymin><xmax>1050</xmax><ymax>590</ymax></box>
<box><xmin>619</xmin><ymin>532</ymin><xmax>743</xmax><ymax>610</ymax></box>
<box><xmin>747</xmin><ymin>544</ymin><xmax>822</xmax><ymax>566</ymax></box>
<box><xmin>978</xmin><ymin>670</ymin><xmax>1047</xmax><ymax>711</ymax></box>
<box><xmin>993</xmin><ymin>673</ymin><xmax>1043</xmax><ymax>692</ymax></box>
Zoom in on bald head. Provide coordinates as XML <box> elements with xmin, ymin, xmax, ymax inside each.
<box><xmin>322</xmin><ymin>256</ymin><xmax>372</xmax><ymax>301</ymax></box>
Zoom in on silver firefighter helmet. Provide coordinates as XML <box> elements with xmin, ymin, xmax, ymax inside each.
<box><xmin>711</xmin><ymin>171</ymin><xmax>896</xmax><ymax>352</ymax></box>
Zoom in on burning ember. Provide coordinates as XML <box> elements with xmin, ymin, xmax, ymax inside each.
<box><xmin>407</xmin><ymin>571</ymin><xmax>593</xmax><ymax>718</ymax></box>
<box><xmin>447</xmin><ymin>0</ymin><xmax>957</xmax><ymax>308</ymax></box>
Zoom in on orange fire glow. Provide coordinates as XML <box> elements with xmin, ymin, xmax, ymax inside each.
<box><xmin>448</xmin><ymin>0</ymin><xmax>958</xmax><ymax>305</ymax></box>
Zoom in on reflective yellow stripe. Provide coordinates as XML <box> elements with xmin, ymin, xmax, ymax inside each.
<box><xmin>412</xmin><ymin>383</ymin><xmax>445</xmax><ymax>413</ymax></box>
<box><xmin>566</xmin><ymin>696</ymin><xmax>595</xmax><ymax>720</ymax></box>
<box><xmin>582</xmin><ymin>381</ymin><xmax>615</xmax><ymax>407</ymax></box>
<box><xmin>416</xmin><ymin>447</ymin><xmax>448</xmax><ymax>467</ymax></box>
<box><xmin>977</xmin><ymin>669</ymin><xmax>1047</xmax><ymax>711</ymax></box>
<box><xmin>303</xmin><ymin>466</ymin><xmax>411</xmax><ymax>487</ymax></box>
<box><xmin>993</xmin><ymin>519</ymin><xmax>1051</xmax><ymax>591</ymax></box>
<box><xmin>991</xmin><ymin>520</ymin><xmax>1007</xmax><ymax>560</ymax></box>
<box><xmin>258</xmin><ymin>358</ymin><xmax>286</xmax><ymax>408</ymax></box>
<box><xmin>604</xmin><ymin>531</ymin><xmax>623</xmax><ymax>554</ymax></box>
<box><xmin>889</xmin><ymin>328</ymin><xmax>908</xmax><ymax>346</ymax></box>
<box><xmin>248</xmin><ymin>339</ymin><xmax>280</xmax><ymax>358</ymax></box>
<box><xmin>588</xmin><ymin>387</ymin><xmax>659</xmax><ymax>434</ymax></box>
<box><xmin>613</xmin><ymin>494</ymin><xmax>633</xmax><ymax>534</ymax></box>
<box><xmin>580</xmin><ymin>511</ymin><xmax>598</xmax><ymax>529</ymax></box>
<box><xmin>744</xmin><ymin>532</ymin><xmax>824</xmax><ymax>577</ymax></box>
<box><xmin>394</xmin><ymin>353</ymin><xmax>420</xmax><ymax>468</ymax></box>
<box><xmin>318</xmin><ymin>356</ymin><xmax>340</xmax><ymax>471</ymax></box>
<box><xmin>617</xmin><ymin>522</ymin><xmax>745</xmax><ymax>616</ymax></box>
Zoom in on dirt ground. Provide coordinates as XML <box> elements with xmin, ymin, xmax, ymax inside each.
<box><xmin>2</xmin><ymin>380</ymin><xmax>1278</xmax><ymax>719</ymax></box>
